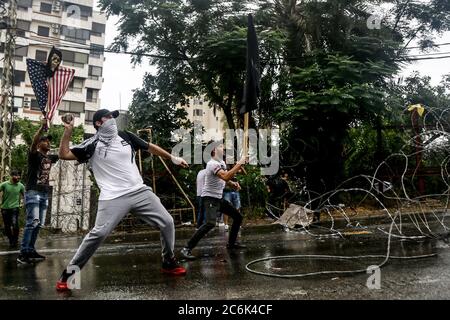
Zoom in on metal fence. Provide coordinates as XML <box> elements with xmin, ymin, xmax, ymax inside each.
<box><xmin>47</xmin><ymin>160</ymin><xmax>91</xmax><ymax>233</ymax></box>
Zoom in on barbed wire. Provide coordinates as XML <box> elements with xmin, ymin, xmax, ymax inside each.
<box><xmin>245</xmin><ymin>105</ymin><xmax>450</xmax><ymax>278</ymax></box>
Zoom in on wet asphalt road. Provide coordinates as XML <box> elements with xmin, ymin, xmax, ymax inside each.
<box><xmin>1</xmin><ymin>218</ymin><xmax>450</xmax><ymax>300</ymax></box>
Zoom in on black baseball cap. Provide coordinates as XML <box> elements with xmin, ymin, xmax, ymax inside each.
<box><xmin>93</xmin><ymin>109</ymin><xmax>119</xmax><ymax>129</ymax></box>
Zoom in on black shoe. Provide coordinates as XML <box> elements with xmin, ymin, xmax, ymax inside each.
<box><xmin>17</xmin><ymin>253</ymin><xmax>32</xmax><ymax>264</ymax></box>
<box><xmin>29</xmin><ymin>251</ymin><xmax>46</xmax><ymax>262</ymax></box>
<box><xmin>56</xmin><ymin>269</ymin><xmax>74</xmax><ymax>291</ymax></box>
<box><xmin>226</xmin><ymin>242</ymin><xmax>247</xmax><ymax>249</ymax></box>
<box><xmin>180</xmin><ymin>247</ymin><xmax>196</xmax><ymax>260</ymax></box>
<box><xmin>161</xmin><ymin>257</ymin><xmax>187</xmax><ymax>276</ymax></box>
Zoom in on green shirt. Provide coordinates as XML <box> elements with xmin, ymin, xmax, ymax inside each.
<box><xmin>0</xmin><ymin>181</ymin><xmax>25</xmax><ymax>209</ymax></box>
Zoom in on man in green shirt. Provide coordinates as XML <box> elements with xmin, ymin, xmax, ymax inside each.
<box><xmin>1</xmin><ymin>170</ymin><xmax>25</xmax><ymax>248</ymax></box>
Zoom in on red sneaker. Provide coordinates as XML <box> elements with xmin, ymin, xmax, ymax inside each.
<box><xmin>55</xmin><ymin>269</ymin><xmax>72</xmax><ymax>292</ymax></box>
<box><xmin>161</xmin><ymin>257</ymin><xmax>187</xmax><ymax>276</ymax></box>
<box><xmin>56</xmin><ymin>280</ymin><xmax>70</xmax><ymax>292</ymax></box>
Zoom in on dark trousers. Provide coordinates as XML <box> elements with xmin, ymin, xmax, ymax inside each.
<box><xmin>187</xmin><ymin>196</ymin><xmax>243</xmax><ymax>249</ymax></box>
<box><xmin>2</xmin><ymin>208</ymin><xmax>19</xmax><ymax>246</ymax></box>
<box><xmin>196</xmin><ymin>196</ymin><xmax>206</xmax><ymax>228</ymax></box>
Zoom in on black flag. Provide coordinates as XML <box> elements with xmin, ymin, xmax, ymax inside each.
<box><xmin>240</xmin><ymin>14</ymin><xmax>261</xmax><ymax>115</ymax></box>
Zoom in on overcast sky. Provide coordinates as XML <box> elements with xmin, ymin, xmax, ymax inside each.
<box><xmin>97</xmin><ymin>2</ymin><xmax>450</xmax><ymax>111</ymax></box>
<box><xmin>401</xmin><ymin>31</ymin><xmax>450</xmax><ymax>85</ymax></box>
<box><xmin>99</xmin><ymin>14</ymin><xmax>155</xmax><ymax>111</ymax></box>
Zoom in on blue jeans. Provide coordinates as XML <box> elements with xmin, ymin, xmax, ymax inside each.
<box><xmin>21</xmin><ymin>190</ymin><xmax>48</xmax><ymax>253</ymax></box>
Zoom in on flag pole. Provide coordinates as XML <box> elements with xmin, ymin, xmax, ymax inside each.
<box><xmin>243</xmin><ymin>112</ymin><xmax>249</xmax><ymax>158</ymax></box>
<box><xmin>242</xmin><ymin>14</ymin><xmax>259</xmax><ymax>164</ymax></box>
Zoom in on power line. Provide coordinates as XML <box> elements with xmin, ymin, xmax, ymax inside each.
<box><xmin>11</xmin><ymin>28</ymin><xmax>186</xmax><ymax>60</ymax></box>
<box><xmin>404</xmin><ymin>42</ymin><xmax>450</xmax><ymax>50</ymax></box>
<box><xmin>5</xmin><ymin>24</ymin><xmax>450</xmax><ymax>62</ymax></box>
<box><xmin>13</xmin><ymin>33</ymin><xmax>450</xmax><ymax>63</ymax></box>
<box><xmin>406</xmin><ymin>51</ymin><xmax>450</xmax><ymax>57</ymax></box>
<box><xmin>5</xmin><ymin>27</ymin><xmax>450</xmax><ymax>66</ymax></box>
<box><xmin>401</xmin><ymin>55</ymin><xmax>450</xmax><ymax>61</ymax></box>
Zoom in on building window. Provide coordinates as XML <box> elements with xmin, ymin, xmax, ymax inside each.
<box><xmin>193</xmin><ymin>109</ymin><xmax>203</xmax><ymax>117</ymax></box>
<box><xmin>85</xmin><ymin>110</ymin><xmax>95</xmax><ymax>124</ymax></box>
<box><xmin>14</xmin><ymin>70</ymin><xmax>26</xmax><ymax>86</ymax></box>
<box><xmin>193</xmin><ymin>97</ymin><xmax>203</xmax><ymax>105</ymax></box>
<box><xmin>30</xmin><ymin>99</ymin><xmax>41</xmax><ymax>111</ymax></box>
<box><xmin>90</xmin><ymin>44</ymin><xmax>104</xmax><ymax>58</ymax></box>
<box><xmin>59</xmin><ymin>101</ymin><xmax>85</xmax><ymax>116</ymax></box>
<box><xmin>1</xmin><ymin>44</ymin><xmax>28</xmax><ymax>59</ymax></box>
<box><xmin>61</xmin><ymin>50</ymin><xmax>89</xmax><ymax>68</ymax></box>
<box><xmin>35</xmin><ymin>50</ymin><xmax>48</xmax><ymax>61</ymax></box>
<box><xmin>37</xmin><ymin>26</ymin><xmax>50</xmax><ymax>37</ymax></box>
<box><xmin>91</xmin><ymin>22</ymin><xmax>106</xmax><ymax>37</ymax></box>
<box><xmin>61</xmin><ymin>26</ymin><xmax>90</xmax><ymax>44</ymax></box>
<box><xmin>88</xmin><ymin>66</ymin><xmax>102</xmax><ymax>80</ymax></box>
<box><xmin>14</xmin><ymin>97</ymin><xmax>23</xmax><ymax>109</ymax></box>
<box><xmin>40</xmin><ymin>2</ymin><xmax>52</xmax><ymax>13</ymax></box>
<box><xmin>86</xmin><ymin>88</ymin><xmax>99</xmax><ymax>103</ymax></box>
<box><xmin>17</xmin><ymin>20</ymin><xmax>30</xmax><ymax>37</ymax></box>
<box><xmin>64</xmin><ymin>2</ymin><xmax>92</xmax><ymax>20</ymax></box>
<box><xmin>17</xmin><ymin>0</ymin><xmax>32</xmax><ymax>10</ymax></box>
<box><xmin>69</xmin><ymin>77</ymin><xmax>84</xmax><ymax>93</ymax></box>
<box><xmin>14</xmin><ymin>46</ymin><xmax>28</xmax><ymax>60</ymax></box>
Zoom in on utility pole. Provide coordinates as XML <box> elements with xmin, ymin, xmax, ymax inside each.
<box><xmin>0</xmin><ymin>0</ymin><xmax>17</xmax><ymax>181</ymax></box>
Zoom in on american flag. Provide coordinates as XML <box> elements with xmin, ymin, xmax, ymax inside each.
<box><xmin>26</xmin><ymin>58</ymin><xmax>75</xmax><ymax>122</ymax></box>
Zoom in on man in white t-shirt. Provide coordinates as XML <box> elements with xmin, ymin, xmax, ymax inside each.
<box><xmin>55</xmin><ymin>109</ymin><xmax>189</xmax><ymax>291</ymax></box>
<box><xmin>181</xmin><ymin>142</ymin><xmax>247</xmax><ymax>260</ymax></box>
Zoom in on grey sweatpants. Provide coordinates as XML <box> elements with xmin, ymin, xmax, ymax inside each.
<box><xmin>69</xmin><ymin>186</ymin><xmax>175</xmax><ymax>269</ymax></box>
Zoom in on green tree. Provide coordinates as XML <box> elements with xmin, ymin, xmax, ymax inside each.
<box><xmin>128</xmin><ymin>74</ymin><xmax>192</xmax><ymax>149</ymax></box>
<box><xmin>99</xmin><ymin>0</ymin><xmax>286</xmax><ymax>130</ymax></box>
<box><xmin>272</xmin><ymin>0</ymin><xmax>450</xmax><ymax>205</ymax></box>
<box><xmin>99</xmin><ymin>0</ymin><xmax>450</xmax><ymax>210</ymax></box>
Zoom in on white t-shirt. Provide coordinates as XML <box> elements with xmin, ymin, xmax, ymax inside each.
<box><xmin>196</xmin><ymin>169</ymin><xmax>207</xmax><ymax>197</ymax></box>
<box><xmin>201</xmin><ymin>159</ymin><xmax>226</xmax><ymax>199</ymax></box>
<box><xmin>89</xmin><ymin>135</ymin><xmax>145</xmax><ymax>200</ymax></box>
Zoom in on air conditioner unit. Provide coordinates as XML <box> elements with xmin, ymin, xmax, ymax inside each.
<box><xmin>24</xmin><ymin>97</ymin><xmax>30</xmax><ymax>102</ymax></box>
<box><xmin>52</xmin><ymin>1</ymin><xmax>61</xmax><ymax>12</ymax></box>
<box><xmin>23</xmin><ymin>101</ymin><xmax>30</xmax><ymax>108</ymax></box>
<box><xmin>51</xmin><ymin>24</ymin><xmax>60</xmax><ymax>34</ymax></box>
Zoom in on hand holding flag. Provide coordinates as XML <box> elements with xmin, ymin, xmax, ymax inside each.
<box><xmin>26</xmin><ymin>47</ymin><xmax>75</xmax><ymax>125</ymax></box>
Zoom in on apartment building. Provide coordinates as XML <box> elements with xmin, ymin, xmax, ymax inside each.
<box><xmin>0</xmin><ymin>0</ymin><xmax>106</xmax><ymax>135</ymax></box>
<box><xmin>181</xmin><ymin>96</ymin><xmax>226</xmax><ymax>142</ymax></box>
<box><xmin>0</xmin><ymin>0</ymin><xmax>107</xmax><ymax>232</ymax></box>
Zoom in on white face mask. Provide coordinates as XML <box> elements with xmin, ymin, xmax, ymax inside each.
<box><xmin>98</xmin><ymin>118</ymin><xmax>118</xmax><ymax>136</ymax></box>
<box><xmin>96</xmin><ymin>118</ymin><xmax>118</xmax><ymax>158</ymax></box>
